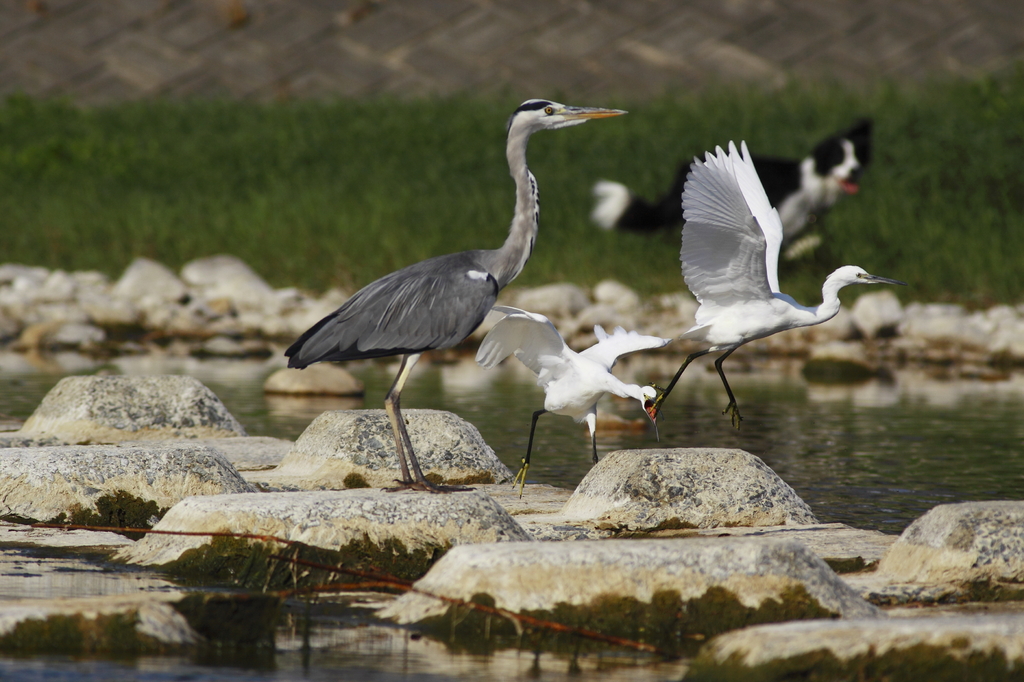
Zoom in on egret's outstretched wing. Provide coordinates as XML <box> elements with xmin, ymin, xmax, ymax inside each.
<box><xmin>580</xmin><ymin>325</ymin><xmax>671</xmax><ymax>371</ymax></box>
<box><xmin>680</xmin><ymin>143</ymin><xmax>777</xmax><ymax>311</ymax></box>
<box><xmin>732</xmin><ymin>141</ymin><xmax>783</xmax><ymax>292</ymax></box>
<box><xmin>475</xmin><ymin>306</ymin><xmax>567</xmax><ymax>377</ymax></box>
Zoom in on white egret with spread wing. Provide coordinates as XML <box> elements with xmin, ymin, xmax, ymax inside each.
<box><xmin>650</xmin><ymin>141</ymin><xmax>905</xmax><ymax>427</ymax></box>
<box><xmin>476</xmin><ymin>305</ymin><xmax>670</xmax><ymax>492</ymax></box>
<box><xmin>286</xmin><ymin>100</ymin><xmax>626</xmax><ymax>493</ymax></box>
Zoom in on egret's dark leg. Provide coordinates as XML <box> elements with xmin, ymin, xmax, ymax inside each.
<box><xmin>714</xmin><ymin>347</ymin><xmax>743</xmax><ymax>429</ymax></box>
<box><xmin>651</xmin><ymin>349</ymin><xmax>713</xmax><ymax>419</ymax></box>
<box><xmin>514</xmin><ymin>409</ymin><xmax>547</xmax><ymax>497</ymax></box>
<box><xmin>590</xmin><ymin>429</ymin><xmax>598</xmax><ymax>464</ymax></box>
<box><xmin>384</xmin><ymin>353</ymin><xmax>470</xmax><ymax>493</ymax></box>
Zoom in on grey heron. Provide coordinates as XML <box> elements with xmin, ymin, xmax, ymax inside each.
<box><xmin>286</xmin><ymin>100</ymin><xmax>626</xmax><ymax>493</ymax></box>
<box><xmin>650</xmin><ymin>141</ymin><xmax>905</xmax><ymax>427</ymax></box>
<box><xmin>476</xmin><ymin>305</ymin><xmax>670</xmax><ymax>494</ymax></box>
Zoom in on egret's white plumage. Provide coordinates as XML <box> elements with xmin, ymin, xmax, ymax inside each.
<box><xmin>653</xmin><ymin>141</ymin><xmax>906</xmax><ymax>427</ymax></box>
<box><xmin>477</xmin><ymin>305</ymin><xmax>670</xmax><ymax>490</ymax></box>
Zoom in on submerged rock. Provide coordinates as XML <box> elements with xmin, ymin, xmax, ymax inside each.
<box><xmin>117</xmin><ymin>489</ymin><xmax>531</xmax><ymax>584</ymax></box>
<box><xmin>379</xmin><ymin>538</ymin><xmax>879</xmax><ymax>654</ymax></box>
<box><xmin>0</xmin><ymin>443</ymin><xmax>255</xmax><ymax>524</ymax></box>
<box><xmin>560</xmin><ymin>448</ymin><xmax>818</xmax><ymax>529</ymax></box>
<box><xmin>15</xmin><ymin>375</ymin><xmax>246</xmax><ymax>443</ymax></box>
<box><xmin>251</xmin><ymin>409</ymin><xmax>512</xmax><ymax>490</ymax></box>
<box><xmin>689</xmin><ymin>614</ymin><xmax>1024</xmax><ymax>682</ymax></box>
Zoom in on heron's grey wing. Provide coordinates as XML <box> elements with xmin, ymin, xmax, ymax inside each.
<box><xmin>286</xmin><ymin>252</ymin><xmax>498</xmax><ymax>367</ymax></box>
<box><xmin>475</xmin><ymin>309</ymin><xmax>567</xmax><ymax>376</ymax></box>
<box><xmin>681</xmin><ymin>144</ymin><xmax>774</xmax><ymax>310</ymax></box>
<box><xmin>580</xmin><ymin>325</ymin><xmax>672</xmax><ymax>371</ymax></box>
<box><xmin>733</xmin><ymin>141</ymin><xmax>783</xmax><ymax>293</ymax></box>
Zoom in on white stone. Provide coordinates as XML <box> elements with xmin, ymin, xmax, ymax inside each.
<box><xmin>49</xmin><ymin>322</ymin><xmax>106</xmax><ymax>347</ymax></box>
<box><xmin>16</xmin><ymin>375</ymin><xmax>247</xmax><ymax>443</ymax></box>
<box><xmin>253</xmin><ymin>409</ymin><xmax>512</xmax><ymax>489</ymax></box>
<box><xmin>180</xmin><ymin>254</ymin><xmax>276</xmax><ymax>312</ymax></box>
<box><xmin>593</xmin><ymin>279</ymin><xmax>641</xmax><ymax>312</ymax></box>
<box><xmin>77</xmin><ymin>289</ymin><xmax>140</xmax><ymax>326</ymax></box>
<box><xmin>116</xmin><ymin>489</ymin><xmax>532</xmax><ymax>566</ymax></box>
<box><xmin>0</xmin><ymin>264</ymin><xmax>49</xmax><ymax>286</ymax></box>
<box><xmin>0</xmin><ymin>594</ymin><xmax>199</xmax><ymax>646</ymax></box>
<box><xmin>851</xmin><ymin>289</ymin><xmax>904</xmax><ymax>338</ymax></box>
<box><xmin>899</xmin><ymin>302</ymin><xmax>989</xmax><ymax>348</ymax></box>
<box><xmin>511</xmin><ymin>283</ymin><xmax>590</xmax><ymax>320</ymax></box>
<box><xmin>877</xmin><ymin>501</ymin><xmax>1024</xmax><ymax>584</ymax></box>
<box><xmin>263</xmin><ymin>365</ymin><xmax>364</xmax><ymax>396</ymax></box>
<box><xmin>695</xmin><ymin>614</ymin><xmax>1024</xmax><ymax>673</ymax></box>
<box><xmin>112</xmin><ymin>257</ymin><xmax>187</xmax><ymax>303</ymax></box>
<box><xmin>0</xmin><ymin>443</ymin><xmax>255</xmax><ymax>522</ymax></box>
<box><xmin>560</xmin><ymin>448</ymin><xmax>818</xmax><ymax>529</ymax></box>
<box><xmin>36</xmin><ymin>270</ymin><xmax>78</xmax><ymax>303</ymax></box>
<box><xmin>379</xmin><ymin>538</ymin><xmax>880</xmax><ymax>623</ymax></box>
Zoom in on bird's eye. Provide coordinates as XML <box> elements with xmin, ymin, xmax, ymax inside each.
<box><xmin>544</xmin><ymin>106</ymin><xmax>554</xmax><ymax>115</ymax></box>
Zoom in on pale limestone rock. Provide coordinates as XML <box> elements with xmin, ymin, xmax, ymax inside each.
<box><xmin>0</xmin><ymin>443</ymin><xmax>254</xmax><ymax>522</ymax></box>
<box><xmin>170</xmin><ymin>436</ymin><xmax>293</xmax><ymax>471</ymax></box>
<box><xmin>17</xmin><ymin>375</ymin><xmax>246</xmax><ymax>443</ymax></box>
<box><xmin>252</xmin><ymin>409</ymin><xmax>512</xmax><ymax>489</ymax></box>
<box><xmin>511</xmin><ymin>283</ymin><xmax>590</xmax><ymax>320</ymax></box>
<box><xmin>180</xmin><ymin>254</ymin><xmax>275</xmax><ymax>312</ymax></box>
<box><xmin>379</xmin><ymin>537</ymin><xmax>879</xmax><ymax>623</ymax></box>
<box><xmin>77</xmin><ymin>289</ymin><xmax>140</xmax><ymax>326</ymax></box>
<box><xmin>560</xmin><ymin>448</ymin><xmax>818</xmax><ymax>529</ymax></box>
<box><xmin>593</xmin><ymin>279</ymin><xmax>641</xmax><ymax>313</ymax></box>
<box><xmin>35</xmin><ymin>270</ymin><xmax>78</xmax><ymax>303</ymax></box>
<box><xmin>49</xmin><ymin>322</ymin><xmax>106</xmax><ymax>347</ymax></box>
<box><xmin>263</xmin><ymin>365</ymin><xmax>364</xmax><ymax>396</ymax></box>
<box><xmin>112</xmin><ymin>257</ymin><xmax>187</xmax><ymax>303</ymax></box>
<box><xmin>693</xmin><ymin>614</ymin><xmax>1024</xmax><ymax>676</ymax></box>
<box><xmin>0</xmin><ymin>594</ymin><xmax>199</xmax><ymax>647</ymax></box>
<box><xmin>850</xmin><ymin>289</ymin><xmax>904</xmax><ymax>338</ymax></box>
<box><xmin>117</xmin><ymin>489</ymin><xmax>531</xmax><ymax>566</ymax></box>
<box><xmin>0</xmin><ymin>264</ymin><xmax>49</xmax><ymax>286</ymax></box>
<box><xmin>0</xmin><ymin>521</ymin><xmax>134</xmax><ymax>549</ymax></box>
<box><xmin>899</xmin><ymin>302</ymin><xmax>988</xmax><ymax>348</ymax></box>
<box><xmin>877</xmin><ymin>501</ymin><xmax>1024</xmax><ymax>584</ymax></box>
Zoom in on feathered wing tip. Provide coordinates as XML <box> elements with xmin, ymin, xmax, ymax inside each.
<box><xmin>475</xmin><ymin>305</ymin><xmax>566</xmax><ymax>373</ymax></box>
<box><xmin>580</xmin><ymin>325</ymin><xmax>672</xmax><ymax>370</ymax></box>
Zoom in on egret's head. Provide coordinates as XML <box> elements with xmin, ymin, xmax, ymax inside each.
<box><xmin>641</xmin><ymin>384</ymin><xmax>661</xmax><ymax>441</ymax></box>
<box><xmin>507</xmin><ymin>99</ymin><xmax>626</xmax><ymax>136</ymax></box>
<box><xmin>827</xmin><ymin>265</ymin><xmax>907</xmax><ymax>289</ymax></box>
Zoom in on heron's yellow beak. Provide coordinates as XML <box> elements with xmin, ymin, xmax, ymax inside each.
<box><xmin>561</xmin><ymin>106</ymin><xmax>627</xmax><ymax>120</ymax></box>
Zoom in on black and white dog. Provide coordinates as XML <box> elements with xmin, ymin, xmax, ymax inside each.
<box><xmin>591</xmin><ymin>119</ymin><xmax>872</xmax><ymax>256</ymax></box>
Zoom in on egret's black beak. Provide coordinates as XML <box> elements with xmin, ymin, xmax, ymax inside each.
<box><xmin>643</xmin><ymin>390</ymin><xmax>662</xmax><ymax>442</ymax></box>
<box><xmin>861</xmin><ymin>273</ymin><xmax>908</xmax><ymax>286</ymax></box>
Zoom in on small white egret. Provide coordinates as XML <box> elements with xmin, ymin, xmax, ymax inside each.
<box><xmin>476</xmin><ymin>305</ymin><xmax>671</xmax><ymax>492</ymax></box>
<box><xmin>650</xmin><ymin>141</ymin><xmax>905</xmax><ymax>427</ymax></box>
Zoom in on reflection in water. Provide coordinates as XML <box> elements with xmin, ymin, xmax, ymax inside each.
<box><xmin>1</xmin><ymin>352</ymin><xmax>1023</xmax><ymax>534</ymax></box>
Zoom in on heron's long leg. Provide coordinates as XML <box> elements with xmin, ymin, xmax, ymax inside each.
<box><xmin>713</xmin><ymin>347</ymin><xmax>743</xmax><ymax>429</ymax></box>
<box><xmin>651</xmin><ymin>349</ymin><xmax>713</xmax><ymax>418</ymax></box>
<box><xmin>586</xmin><ymin>412</ymin><xmax>599</xmax><ymax>464</ymax></box>
<box><xmin>384</xmin><ymin>354</ymin><xmax>470</xmax><ymax>493</ymax></box>
<box><xmin>514</xmin><ymin>409</ymin><xmax>547</xmax><ymax>497</ymax></box>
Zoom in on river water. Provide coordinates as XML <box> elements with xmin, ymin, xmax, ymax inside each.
<box><xmin>1</xmin><ymin>350</ymin><xmax>1022</xmax><ymax>680</ymax></box>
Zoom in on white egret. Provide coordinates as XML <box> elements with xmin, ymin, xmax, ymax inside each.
<box><xmin>650</xmin><ymin>141</ymin><xmax>905</xmax><ymax>427</ymax></box>
<box><xmin>476</xmin><ymin>305</ymin><xmax>670</xmax><ymax>492</ymax></box>
<box><xmin>286</xmin><ymin>100</ymin><xmax>626</xmax><ymax>493</ymax></box>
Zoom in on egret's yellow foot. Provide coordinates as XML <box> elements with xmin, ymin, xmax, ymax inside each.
<box><xmin>513</xmin><ymin>460</ymin><xmax>530</xmax><ymax>498</ymax></box>
<box><xmin>723</xmin><ymin>402</ymin><xmax>743</xmax><ymax>429</ymax></box>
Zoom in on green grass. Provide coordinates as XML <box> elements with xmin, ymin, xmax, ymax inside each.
<box><xmin>1</xmin><ymin>70</ymin><xmax>1022</xmax><ymax>304</ymax></box>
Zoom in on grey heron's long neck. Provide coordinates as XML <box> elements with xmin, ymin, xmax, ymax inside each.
<box><xmin>492</xmin><ymin>125</ymin><xmax>539</xmax><ymax>290</ymax></box>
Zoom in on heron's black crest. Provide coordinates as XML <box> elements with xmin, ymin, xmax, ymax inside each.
<box><xmin>507</xmin><ymin>99</ymin><xmax>554</xmax><ymax>133</ymax></box>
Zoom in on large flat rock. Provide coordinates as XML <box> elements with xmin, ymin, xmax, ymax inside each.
<box><xmin>560</xmin><ymin>448</ymin><xmax>819</xmax><ymax>529</ymax></box>
<box><xmin>0</xmin><ymin>443</ymin><xmax>255</xmax><ymax>523</ymax></box>
<box><xmin>250</xmin><ymin>409</ymin><xmax>513</xmax><ymax>489</ymax></box>
<box><xmin>13</xmin><ymin>375</ymin><xmax>246</xmax><ymax>443</ymax></box>
<box><xmin>117</xmin><ymin>489</ymin><xmax>532</xmax><ymax>568</ymax></box>
<box><xmin>689</xmin><ymin>614</ymin><xmax>1024</xmax><ymax>681</ymax></box>
<box><xmin>379</xmin><ymin>537</ymin><xmax>880</xmax><ymax>630</ymax></box>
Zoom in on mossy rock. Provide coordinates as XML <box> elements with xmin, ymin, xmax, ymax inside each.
<box><xmin>416</xmin><ymin>585</ymin><xmax>836</xmax><ymax>657</ymax></box>
<box><xmin>0</xmin><ymin>612</ymin><xmax>172</xmax><ymax>656</ymax></box>
<box><xmin>173</xmin><ymin>593</ymin><xmax>280</xmax><ymax>648</ymax></box>
<box><xmin>687</xmin><ymin>644</ymin><xmax>1024</xmax><ymax>682</ymax></box>
<box><xmin>161</xmin><ymin>534</ymin><xmax>447</xmax><ymax>589</ymax></box>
